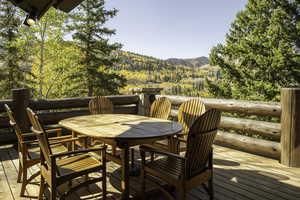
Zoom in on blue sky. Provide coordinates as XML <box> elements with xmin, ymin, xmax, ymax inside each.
<box><xmin>105</xmin><ymin>0</ymin><xmax>248</xmax><ymax>59</ymax></box>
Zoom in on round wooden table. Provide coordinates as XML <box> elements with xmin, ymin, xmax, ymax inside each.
<box><xmin>59</xmin><ymin>114</ymin><xmax>182</xmax><ymax>199</ymax></box>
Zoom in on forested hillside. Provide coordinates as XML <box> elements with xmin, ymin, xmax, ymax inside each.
<box><xmin>0</xmin><ymin>1</ymin><xmax>220</xmax><ymax>99</ymax></box>
<box><xmin>112</xmin><ymin>51</ymin><xmax>220</xmax><ymax>96</ymax></box>
<box><xmin>166</xmin><ymin>56</ymin><xmax>209</xmax><ymax>67</ymax></box>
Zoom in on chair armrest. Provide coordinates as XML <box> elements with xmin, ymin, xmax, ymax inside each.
<box><xmin>22</xmin><ymin>134</ymin><xmax>72</xmax><ymax>144</ymax></box>
<box><xmin>51</xmin><ymin>145</ymin><xmax>107</xmax><ymax>159</ymax></box>
<box><xmin>140</xmin><ymin>145</ymin><xmax>186</xmax><ymax>161</ymax></box>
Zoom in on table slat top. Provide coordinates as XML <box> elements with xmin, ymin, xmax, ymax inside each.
<box><xmin>59</xmin><ymin>114</ymin><xmax>182</xmax><ymax>140</ymax></box>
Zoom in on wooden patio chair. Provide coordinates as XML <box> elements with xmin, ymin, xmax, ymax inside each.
<box><xmin>139</xmin><ymin>97</ymin><xmax>173</xmax><ymax>159</ymax></box>
<box><xmin>140</xmin><ymin>109</ymin><xmax>221</xmax><ymax>200</ymax></box>
<box><xmin>176</xmin><ymin>99</ymin><xmax>206</xmax><ymax>152</ymax></box>
<box><xmin>88</xmin><ymin>96</ymin><xmax>114</xmax><ymax>146</ymax></box>
<box><xmin>89</xmin><ymin>96</ymin><xmax>114</xmax><ymax>115</ymax></box>
<box><xmin>88</xmin><ymin>96</ymin><xmax>119</xmax><ymax>157</ymax></box>
<box><xmin>27</xmin><ymin>108</ymin><xmax>107</xmax><ymax>200</ymax></box>
<box><xmin>4</xmin><ymin>104</ymin><xmax>73</xmax><ymax>197</ymax></box>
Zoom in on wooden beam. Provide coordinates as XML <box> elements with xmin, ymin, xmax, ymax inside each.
<box><xmin>280</xmin><ymin>88</ymin><xmax>300</xmax><ymax>167</ymax></box>
<box><xmin>38</xmin><ymin>105</ymin><xmax>138</xmax><ymax>125</ymax></box>
<box><xmin>170</xmin><ymin>109</ymin><xmax>281</xmax><ymax>139</ymax></box>
<box><xmin>30</xmin><ymin>95</ymin><xmax>139</xmax><ymax>110</ymax></box>
<box><xmin>220</xmin><ymin>116</ymin><xmax>280</xmax><ymax>139</ymax></box>
<box><xmin>215</xmin><ymin>131</ymin><xmax>281</xmax><ymax>159</ymax></box>
<box><xmin>158</xmin><ymin>95</ymin><xmax>281</xmax><ymax>117</ymax></box>
<box><xmin>12</xmin><ymin>88</ymin><xmax>30</xmax><ymax>132</ymax></box>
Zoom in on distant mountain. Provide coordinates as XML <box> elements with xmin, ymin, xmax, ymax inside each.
<box><xmin>166</xmin><ymin>56</ymin><xmax>209</xmax><ymax>67</ymax></box>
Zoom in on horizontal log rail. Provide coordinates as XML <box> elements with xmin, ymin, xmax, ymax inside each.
<box><xmin>2</xmin><ymin>88</ymin><xmax>300</xmax><ymax>167</ymax></box>
<box><xmin>0</xmin><ymin>116</ymin><xmax>8</xmax><ymax>128</ymax></box>
<box><xmin>30</xmin><ymin>95</ymin><xmax>139</xmax><ymax>110</ymax></box>
<box><xmin>38</xmin><ymin>105</ymin><xmax>137</xmax><ymax>125</ymax></box>
<box><xmin>216</xmin><ymin>131</ymin><xmax>281</xmax><ymax>159</ymax></box>
<box><xmin>166</xmin><ymin>95</ymin><xmax>282</xmax><ymax>159</ymax></box>
<box><xmin>158</xmin><ymin>95</ymin><xmax>281</xmax><ymax>117</ymax></box>
<box><xmin>170</xmin><ymin>109</ymin><xmax>281</xmax><ymax>140</ymax></box>
<box><xmin>220</xmin><ymin>116</ymin><xmax>280</xmax><ymax>139</ymax></box>
<box><xmin>0</xmin><ymin>95</ymin><xmax>139</xmax><ymax>129</ymax></box>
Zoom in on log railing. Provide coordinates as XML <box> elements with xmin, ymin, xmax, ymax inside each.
<box><xmin>29</xmin><ymin>95</ymin><xmax>139</xmax><ymax>125</ymax></box>
<box><xmin>0</xmin><ymin>96</ymin><xmax>139</xmax><ymax>127</ymax></box>
<box><xmin>0</xmin><ymin>89</ymin><xmax>139</xmax><ymax>143</ymax></box>
<box><xmin>1</xmin><ymin>88</ymin><xmax>300</xmax><ymax>167</ymax></box>
<box><xmin>157</xmin><ymin>95</ymin><xmax>282</xmax><ymax>159</ymax></box>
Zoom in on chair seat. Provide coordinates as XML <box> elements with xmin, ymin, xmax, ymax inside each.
<box><xmin>57</xmin><ymin>154</ymin><xmax>102</xmax><ymax>176</ymax></box>
<box><xmin>27</xmin><ymin>143</ymin><xmax>68</xmax><ymax>160</ymax></box>
<box><xmin>145</xmin><ymin>156</ymin><xmax>184</xmax><ymax>180</ymax></box>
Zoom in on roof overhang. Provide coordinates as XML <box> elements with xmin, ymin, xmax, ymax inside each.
<box><xmin>8</xmin><ymin>0</ymin><xmax>84</xmax><ymax>19</ymax></box>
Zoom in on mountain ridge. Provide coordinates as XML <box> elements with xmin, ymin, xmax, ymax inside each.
<box><xmin>166</xmin><ymin>56</ymin><xmax>209</xmax><ymax>67</ymax></box>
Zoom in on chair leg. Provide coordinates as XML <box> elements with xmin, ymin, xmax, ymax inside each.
<box><xmin>20</xmin><ymin>167</ymin><xmax>27</xmax><ymax>196</ymax></box>
<box><xmin>17</xmin><ymin>161</ymin><xmax>22</xmax><ymax>183</ymax></box>
<box><xmin>50</xmin><ymin>186</ymin><xmax>57</xmax><ymax>200</ymax></box>
<box><xmin>141</xmin><ymin>168</ymin><xmax>146</xmax><ymax>200</ymax></box>
<box><xmin>39</xmin><ymin>176</ymin><xmax>45</xmax><ymax>200</ymax></box>
<box><xmin>112</xmin><ymin>145</ymin><xmax>116</xmax><ymax>156</ymax></box>
<box><xmin>84</xmin><ymin>175</ymin><xmax>89</xmax><ymax>189</ymax></box>
<box><xmin>102</xmin><ymin>170</ymin><xmax>107</xmax><ymax>200</ymax></box>
<box><xmin>131</xmin><ymin>148</ymin><xmax>135</xmax><ymax>168</ymax></box>
<box><xmin>150</xmin><ymin>153</ymin><xmax>154</xmax><ymax>162</ymax></box>
<box><xmin>208</xmin><ymin>178</ymin><xmax>214</xmax><ymax>200</ymax></box>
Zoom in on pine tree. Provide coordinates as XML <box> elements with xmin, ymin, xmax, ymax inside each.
<box><xmin>208</xmin><ymin>0</ymin><xmax>300</xmax><ymax>101</ymax></box>
<box><xmin>68</xmin><ymin>0</ymin><xmax>126</xmax><ymax>97</ymax></box>
<box><xmin>0</xmin><ymin>1</ymin><xmax>26</xmax><ymax>98</ymax></box>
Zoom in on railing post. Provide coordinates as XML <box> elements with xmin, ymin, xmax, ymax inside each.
<box><xmin>12</xmin><ymin>88</ymin><xmax>31</xmax><ymax>132</ymax></box>
<box><xmin>132</xmin><ymin>88</ymin><xmax>163</xmax><ymax>116</ymax></box>
<box><xmin>280</xmin><ymin>88</ymin><xmax>300</xmax><ymax>167</ymax></box>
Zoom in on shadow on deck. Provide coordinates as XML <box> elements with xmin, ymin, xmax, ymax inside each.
<box><xmin>1</xmin><ymin>144</ymin><xmax>300</xmax><ymax>200</ymax></box>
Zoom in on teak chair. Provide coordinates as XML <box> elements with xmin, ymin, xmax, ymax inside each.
<box><xmin>178</xmin><ymin>99</ymin><xmax>206</xmax><ymax>136</ymax></box>
<box><xmin>140</xmin><ymin>109</ymin><xmax>221</xmax><ymax>200</ymax></box>
<box><xmin>176</xmin><ymin>99</ymin><xmax>207</xmax><ymax>152</ymax></box>
<box><xmin>27</xmin><ymin>108</ymin><xmax>107</xmax><ymax>200</ymax></box>
<box><xmin>88</xmin><ymin>96</ymin><xmax>114</xmax><ymax>146</ymax></box>
<box><xmin>88</xmin><ymin>96</ymin><xmax>119</xmax><ymax>157</ymax></box>
<box><xmin>149</xmin><ymin>97</ymin><xmax>172</xmax><ymax>120</ymax></box>
<box><xmin>140</xmin><ymin>97</ymin><xmax>173</xmax><ymax>158</ymax></box>
<box><xmin>4</xmin><ymin>104</ymin><xmax>73</xmax><ymax>197</ymax></box>
<box><xmin>89</xmin><ymin>96</ymin><xmax>114</xmax><ymax>115</ymax></box>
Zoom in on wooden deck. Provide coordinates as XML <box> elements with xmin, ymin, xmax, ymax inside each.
<box><xmin>1</xmin><ymin>144</ymin><xmax>300</xmax><ymax>200</ymax></box>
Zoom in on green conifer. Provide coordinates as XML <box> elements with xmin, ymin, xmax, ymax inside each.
<box><xmin>68</xmin><ymin>0</ymin><xmax>126</xmax><ymax>96</ymax></box>
<box><xmin>0</xmin><ymin>1</ymin><xmax>26</xmax><ymax>98</ymax></box>
<box><xmin>208</xmin><ymin>0</ymin><xmax>300</xmax><ymax>101</ymax></box>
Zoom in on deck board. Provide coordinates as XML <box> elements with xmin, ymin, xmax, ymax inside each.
<box><xmin>1</xmin><ymin>144</ymin><xmax>300</xmax><ymax>200</ymax></box>
<box><xmin>0</xmin><ymin>150</ymin><xmax>15</xmax><ymax>200</ymax></box>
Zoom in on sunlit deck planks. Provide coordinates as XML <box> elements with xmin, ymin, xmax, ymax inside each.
<box><xmin>1</xmin><ymin>144</ymin><xmax>300</xmax><ymax>200</ymax></box>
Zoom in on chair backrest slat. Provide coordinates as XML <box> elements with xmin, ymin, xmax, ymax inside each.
<box><xmin>26</xmin><ymin>108</ymin><xmax>53</xmax><ymax>167</ymax></box>
<box><xmin>89</xmin><ymin>96</ymin><xmax>114</xmax><ymax>114</ymax></box>
<box><xmin>185</xmin><ymin>109</ymin><xmax>221</xmax><ymax>178</ymax></box>
<box><xmin>150</xmin><ymin>97</ymin><xmax>171</xmax><ymax>119</ymax></box>
<box><xmin>178</xmin><ymin>99</ymin><xmax>206</xmax><ymax>135</ymax></box>
<box><xmin>5</xmin><ymin>104</ymin><xmax>24</xmax><ymax>144</ymax></box>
